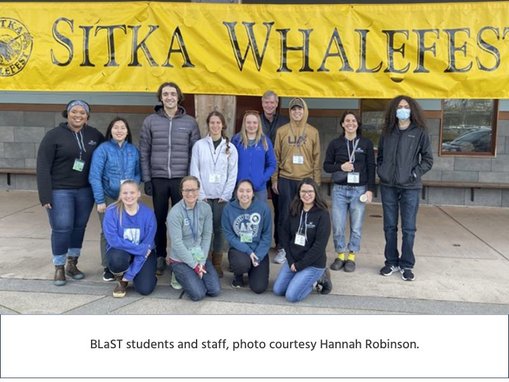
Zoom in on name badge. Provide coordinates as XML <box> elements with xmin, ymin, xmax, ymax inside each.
<box><xmin>209</xmin><ymin>173</ymin><xmax>221</xmax><ymax>183</ymax></box>
<box><xmin>347</xmin><ymin>172</ymin><xmax>360</xmax><ymax>184</ymax></box>
<box><xmin>294</xmin><ymin>233</ymin><xmax>306</xmax><ymax>246</ymax></box>
<box><xmin>240</xmin><ymin>232</ymin><xmax>253</xmax><ymax>243</ymax></box>
<box><xmin>72</xmin><ymin>159</ymin><xmax>85</xmax><ymax>172</ymax></box>
<box><xmin>293</xmin><ymin>155</ymin><xmax>304</xmax><ymax>164</ymax></box>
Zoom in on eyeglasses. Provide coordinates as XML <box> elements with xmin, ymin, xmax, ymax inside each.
<box><xmin>300</xmin><ymin>190</ymin><xmax>315</xmax><ymax>195</ymax></box>
<box><xmin>182</xmin><ymin>188</ymin><xmax>199</xmax><ymax>194</ymax></box>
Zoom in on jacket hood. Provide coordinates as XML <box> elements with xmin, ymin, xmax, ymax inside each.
<box><xmin>288</xmin><ymin>97</ymin><xmax>309</xmax><ymax>129</ymax></box>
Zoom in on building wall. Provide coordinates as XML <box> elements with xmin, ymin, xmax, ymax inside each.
<box><xmin>1</xmin><ymin>96</ymin><xmax>508</xmax><ymax>207</ymax></box>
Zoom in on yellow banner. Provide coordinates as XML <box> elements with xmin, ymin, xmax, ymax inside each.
<box><xmin>1</xmin><ymin>1</ymin><xmax>509</xmax><ymax>98</ymax></box>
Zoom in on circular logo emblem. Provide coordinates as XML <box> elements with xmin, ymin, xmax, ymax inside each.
<box><xmin>0</xmin><ymin>18</ymin><xmax>33</xmax><ymax>77</ymax></box>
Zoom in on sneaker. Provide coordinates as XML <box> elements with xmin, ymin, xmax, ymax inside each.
<box><xmin>170</xmin><ymin>273</ymin><xmax>182</xmax><ymax>290</ymax></box>
<box><xmin>344</xmin><ymin>260</ymin><xmax>356</xmax><ymax>272</ymax></box>
<box><xmin>380</xmin><ymin>264</ymin><xmax>400</xmax><ymax>276</ymax></box>
<box><xmin>231</xmin><ymin>274</ymin><xmax>244</xmax><ymax>288</ymax></box>
<box><xmin>156</xmin><ymin>257</ymin><xmax>166</xmax><ymax>275</ymax></box>
<box><xmin>102</xmin><ymin>268</ymin><xmax>115</xmax><ymax>282</ymax></box>
<box><xmin>316</xmin><ymin>269</ymin><xmax>332</xmax><ymax>295</ymax></box>
<box><xmin>273</xmin><ymin>248</ymin><xmax>286</xmax><ymax>264</ymax></box>
<box><xmin>113</xmin><ymin>279</ymin><xmax>128</xmax><ymax>298</ymax></box>
<box><xmin>401</xmin><ymin>268</ymin><xmax>415</xmax><ymax>281</ymax></box>
<box><xmin>330</xmin><ymin>258</ymin><xmax>345</xmax><ymax>271</ymax></box>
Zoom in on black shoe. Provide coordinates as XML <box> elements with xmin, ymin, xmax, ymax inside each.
<box><xmin>316</xmin><ymin>269</ymin><xmax>332</xmax><ymax>295</ymax></box>
<box><xmin>380</xmin><ymin>264</ymin><xmax>399</xmax><ymax>276</ymax></box>
<box><xmin>231</xmin><ymin>274</ymin><xmax>244</xmax><ymax>288</ymax></box>
<box><xmin>330</xmin><ymin>258</ymin><xmax>345</xmax><ymax>271</ymax></box>
<box><xmin>156</xmin><ymin>257</ymin><xmax>166</xmax><ymax>276</ymax></box>
<box><xmin>344</xmin><ymin>260</ymin><xmax>356</xmax><ymax>272</ymax></box>
<box><xmin>401</xmin><ymin>268</ymin><xmax>415</xmax><ymax>281</ymax></box>
<box><xmin>102</xmin><ymin>268</ymin><xmax>115</xmax><ymax>282</ymax></box>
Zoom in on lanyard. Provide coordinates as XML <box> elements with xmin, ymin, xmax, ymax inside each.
<box><xmin>73</xmin><ymin>131</ymin><xmax>86</xmax><ymax>160</ymax></box>
<box><xmin>207</xmin><ymin>137</ymin><xmax>223</xmax><ymax>170</ymax></box>
<box><xmin>297</xmin><ymin>210</ymin><xmax>308</xmax><ymax>238</ymax></box>
<box><xmin>183</xmin><ymin>204</ymin><xmax>199</xmax><ymax>244</ymax></box>
<box><xmin>346</xmin><ymin>138</ymin><xmax>359</xmax><ymax>164</ymax></box>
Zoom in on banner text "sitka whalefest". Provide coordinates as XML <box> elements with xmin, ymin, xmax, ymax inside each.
<box><xmin>1</xmin><ymin>2</ymin><xmax>509</xmax><ymax>98</ymax></box>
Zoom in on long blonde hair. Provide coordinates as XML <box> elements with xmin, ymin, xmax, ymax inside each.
<box><xmin>239</xmin><ymin>111</ymin><xmax>268</xmax><ymax>151</ymax></box>
<box><xmin>113</xmin><ymin>180</ymin><xmax>140</xmax><ymax>225</ymax></box>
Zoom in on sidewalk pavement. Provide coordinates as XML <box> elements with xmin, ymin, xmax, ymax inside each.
<box><xmin>1</xmin><ymin>190</ymin><xmax>508</xmax><ymax>315</ymax></box>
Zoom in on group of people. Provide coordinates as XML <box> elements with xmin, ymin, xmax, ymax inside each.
<box><xmin>36</xmin><ymin>82</ymin><xmax>433</xmax><ymax>304</ymax></box>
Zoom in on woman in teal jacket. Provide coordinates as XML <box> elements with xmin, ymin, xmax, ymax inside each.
<box><xmin>89</xmin><ymin>117</ymin><xmax>141</xmax><ymax>281</ymax></box>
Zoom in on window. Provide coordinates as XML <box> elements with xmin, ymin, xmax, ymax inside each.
<box><xmin>440</xmin><ymin>99</ymin><xmax>497</xmax><ymax>156</ymax></box>
<box><xmin>360</xmin><ymin>99</ymin><xmax>389</xmax><ymax>149</ymax></box>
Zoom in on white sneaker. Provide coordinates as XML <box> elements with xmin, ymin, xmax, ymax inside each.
<box><xmin>273</xmin><ymin>248</ymin><xmax>287</xmax><ymax>264</ymax></box>
<box><xmin>170</xmin><ymin>273</ymin><xmax>182</xmax><ymax>290</ymax></box>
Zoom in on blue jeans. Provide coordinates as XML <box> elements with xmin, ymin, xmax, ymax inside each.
<box><xmin>254</xmin><ymin>188</ymin><xmax>267</xmax><ymax>201</ymax></box>
<box><xmin>171</xmin><ymin>259</ymin><xmax>221</xmax><ymax>301</ymax></box>
<box><xmin>273</xmin><ymin>262</ymin><xmax>325</xmax><ymax>303</ymax></box>
<box><xmin>47</xmin><ymin>187</ymin><xmax>95</xmax><ymax>266</ymax></box>
<box><xmin>380</xmin><ymin>185</ymin><xmax>420</xmax><ymax>269</ymax></box>
<box><xmin>331</xmin><ymin>185</ymin><xmax>366</xmax><ymax>254</ymax></box>
<box><xmin>107</xmin><ymin>249</ymin><xmax>157</xmax><ymax>295</ymax></box>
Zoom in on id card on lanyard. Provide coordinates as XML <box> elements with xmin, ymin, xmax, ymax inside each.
<box><xmin>72</xmin><ymin>130</ymin><xmax>87</xmax><ymax>172</ymax></box>
<box><xmin>347</xmin><ymin>138</ymin><xmax>360</xmax><ymax>184</ymax></box>
<box><xmin>294</xmin><ymin>210</ymin><xmax>307</xmax><ymax>247</ymax></box>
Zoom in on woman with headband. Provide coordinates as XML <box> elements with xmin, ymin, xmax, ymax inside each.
<box><xmin>37</xmin><ymin>100</ymin><xmax>104</xmax><ymax>286</ymax></box>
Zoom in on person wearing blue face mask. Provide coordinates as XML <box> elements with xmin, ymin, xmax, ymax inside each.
<box><xmin>376</xmin><ymin>95</ymin><xmax>433</xmax><ymax>282</ymax></box>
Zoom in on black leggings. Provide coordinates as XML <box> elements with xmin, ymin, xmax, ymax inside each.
<box><xmin>228</xmin><ymin>248</ymin><xmax>269</xmax><ymax>294</ymax></box>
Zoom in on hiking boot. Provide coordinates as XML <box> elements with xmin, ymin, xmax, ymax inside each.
<box><xmin>380</xmin><ymin>264</ymin><xmax>399</xmax><ymax>276</ymax></box>
<box><xmin>113</xmin><ymin>277</ymin><xmax>128</xmax><ymax>298</ymax></box>
<box><xmin>156</xmin><ymin>257</ymin><xmax>166</xmax><ymax>275</ymax></box>
<box><xmin>65</xmin><ymin>257</ymin><xmax>84</xmax><ymax>280</ymax></box>
<box><xmin>54</xmin><ymin>265</ymin><xmax>66</xmax><ymax>286</ymax></box>
<box><xmin>316</xmin><ymin>269</ymin><xmax>332</xmax><ymax>295</ymax></box>
<box><xmin>344</xmin><ymin>260</ymin><xmax>356</xmax><ymax>272</ymax></box>
<box><xmin>273</xmin><ymin>248</ymin><xmax>286</xmax><ymax>264</ymax></box>
<box><xmin>401</xmin><ymin>268</ymin><xmax>415</xmax><ymax>281</ymax></box>
<box><xmin>330</xmin><ymin>258</ymin><xmax>345</xmax><ymax>271</ymax></box>
<box><xmin>102</xmin><ymin>267</ymin><xmax>115</xmax><ymax>282</ymax></box>
<box><xmin>231</xmin><ymin>274</ymin><xmax>244</xmax><ymax>288</ymax></box>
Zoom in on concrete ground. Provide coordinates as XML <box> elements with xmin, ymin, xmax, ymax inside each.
<box><xmin>1</xmin><ymin>189</ymin><xmax>508</xmax><ymax>315</ymax></box>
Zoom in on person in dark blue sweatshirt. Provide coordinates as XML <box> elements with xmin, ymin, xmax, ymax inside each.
<box><xmin>222</xmin><ymin>179</ymin><xmax>272</xmax><ymax>293</ymax></box>
<box><xmin>103</xmin><ymin>180</ymin><xmax>157</xmax><ymax>298</ymax></box>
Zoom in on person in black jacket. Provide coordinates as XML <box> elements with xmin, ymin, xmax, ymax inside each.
<box><xmin>323</xmin><ymin>111</ymin><xmax>376</xmax><ymax>273</ymax></box>
<box><xmin>377</xmin><ymin>95</ymin><xmax>433</xmax><ymax>281</ymax></box>
<box><xmin>273</xmin><ymin>178</ymin><xmax>332</xmax><ymax>302</ymax></box>
<box><xmin>37</xmin><ymin>100</ymin><xmax>104</xmax><ymax>286</ymax></box>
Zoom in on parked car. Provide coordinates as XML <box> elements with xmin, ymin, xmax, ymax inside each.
<box><xmin>442</xmin><ymin>128</ymin><xmax>492</xmax><ymax>153</ymax></box>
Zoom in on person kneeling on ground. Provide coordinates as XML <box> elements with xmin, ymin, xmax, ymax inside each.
<box><xmin>273</xmin><ymin>178</ymin><xmax>332</xmax><ymax>303</ymax></box>
<box><xmin>103</xmin><ymin>180</ymin><xmax>157</xmax><ymax>298</ymax></box>
<box><xmin>166</xmin><ymin>176</ymin><xmax>221</xmax><ymax>301</ymax></box>
<box><xmin>222</xmin><ymin>179</ymin><xmax>272</xmax><ymax>293</ymax></box>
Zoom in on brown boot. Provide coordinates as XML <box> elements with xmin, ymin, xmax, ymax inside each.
<box><xmin>65</xmin><ymin>257</ymin><xmax>85</xmax><ymax>280</ymax></box>
<box><xmin>54</xmin><ymin>265</ymin><xmax>66</xmax><ymax>286</ymax></box>
<box><xmin>113</xmin><ymin>276</ymin><xmax>128</xmax><ymax>298</ymax></box>
<box><xmin>211</xmin><ymin>252</ymin><xmax>224</xmax><ymax>278</ymax></box>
